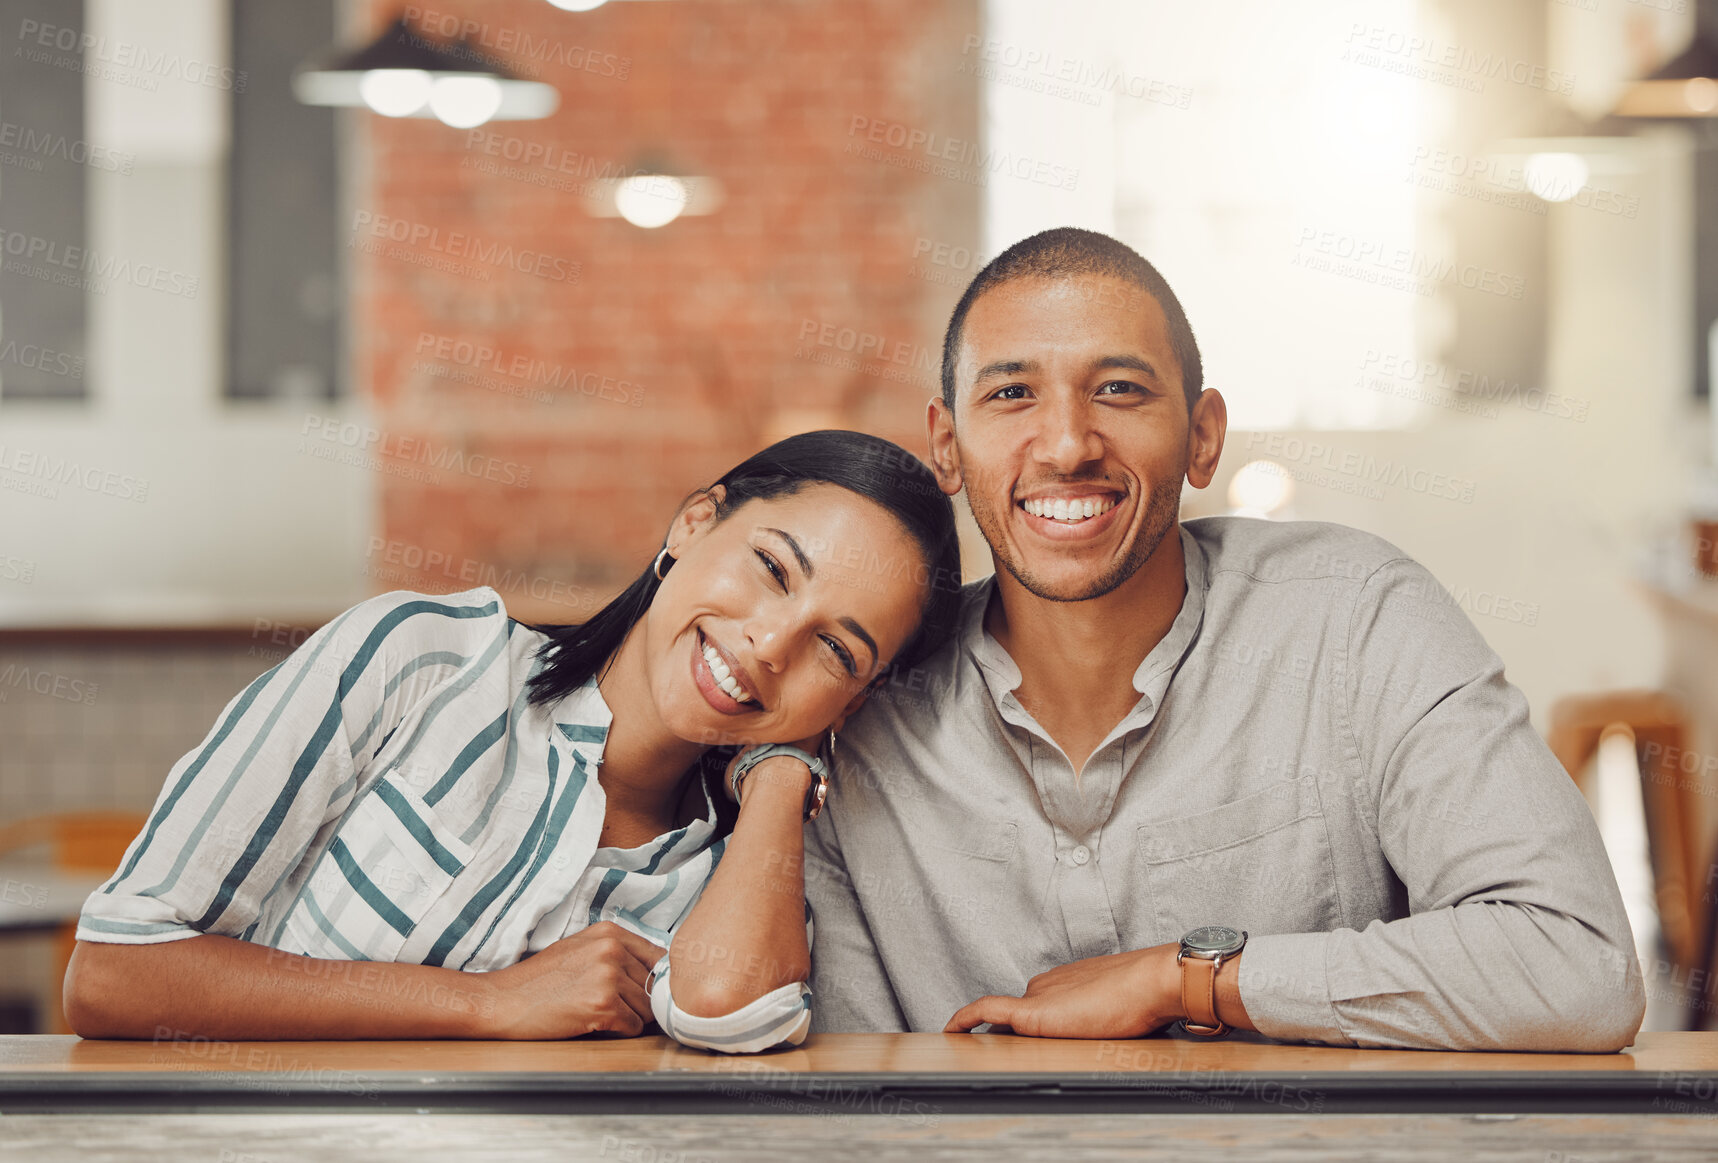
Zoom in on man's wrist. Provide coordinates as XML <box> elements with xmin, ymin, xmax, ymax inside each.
<box><xmin>1212</xmin><ymin>951</ymin><xmax>1251</xmax><ymax>1030</ymax></box>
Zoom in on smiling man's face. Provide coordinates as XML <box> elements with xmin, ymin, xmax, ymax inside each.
<box><xmin>931</xmin><ymin>273</ymin><xmax>1220</xmax><ymax>603</ymax></box>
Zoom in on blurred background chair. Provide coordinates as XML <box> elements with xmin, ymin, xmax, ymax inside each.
<box><xmin>0</xmin><ymin>812</ymin><xmax>145</xmax><ymax>1034</ymax></box>
<box><xmin>1548</xmin><ymin>690</ymin><xmax>1712</xmax><ymax>1029</ymax></box>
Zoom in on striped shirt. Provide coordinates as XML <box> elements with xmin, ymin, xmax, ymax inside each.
<box><xmin>77</xmin><ymin>585</ymin><xmax>810</xmax><ymax>1053</ymax></box>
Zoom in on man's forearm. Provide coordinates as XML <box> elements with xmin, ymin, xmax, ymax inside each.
<box><xmin>64</xmin><ymin>934</ymin><xmax>497</xmax><ymax>1040</ymax></box>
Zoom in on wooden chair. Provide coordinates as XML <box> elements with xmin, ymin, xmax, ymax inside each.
<box><xmin>0</xmin><ymin>811</ymin><xmax>147</xmax><ymax>1034</ymax></box>
<box><xmin>1547</xmin><ymin>691</ymin><xmax>1710</xmax><ymax>1027</ymax></box>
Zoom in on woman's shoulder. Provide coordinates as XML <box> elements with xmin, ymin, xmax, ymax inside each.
<box><xmin>320</xmin><ymin>585</ymin><xmax>514</xmax><ymax>656</ymax></box>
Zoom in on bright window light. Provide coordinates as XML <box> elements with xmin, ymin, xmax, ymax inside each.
<box><xmin>358</xmin><ymin>69</ymin><xmax>432</xmax><ymax>117</ymax></box>
<box><xmin>547</xmin><ymin>0</ymin><xmax>611</xmax><ymax>10</ymax></box>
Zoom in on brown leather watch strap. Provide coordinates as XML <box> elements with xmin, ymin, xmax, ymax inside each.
<box><xmin>1178</xmin><ymin>952</ymin><xmax>1226</xmax><ymax>1036</ymax></box>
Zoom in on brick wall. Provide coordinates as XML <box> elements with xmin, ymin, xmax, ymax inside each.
<box><xmin>355</xmin><ymin>0</ymin><xmax>982</xmax><ymax>622</ymax></box>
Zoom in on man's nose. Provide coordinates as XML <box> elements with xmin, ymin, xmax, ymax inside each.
<box><xmin>1034</xmin><ymin>395</ymin><xmax>1104</xmax><ymax>472</ymax></box>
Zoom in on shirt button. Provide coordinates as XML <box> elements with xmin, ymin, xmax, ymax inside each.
<box><xmin>1071</xmin><ymin>845</ymin><xmax>1090</xmax><ymax>866</ymax></box>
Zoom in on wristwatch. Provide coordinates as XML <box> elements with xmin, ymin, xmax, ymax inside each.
<box><xmin>1177</xmin><ymin>925</ymin><xmax>1247</xmax><ymax>1037</ymax></box>
<box><xmin>727</xmin><ymin>738</ymin><xmax>831</xmax><ymax>821</ymax></box>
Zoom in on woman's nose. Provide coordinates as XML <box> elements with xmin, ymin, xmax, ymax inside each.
<box><xmin>743</xmin><ymin>618</ymin><xmax>793</xmax><ymax>672</ymax></box>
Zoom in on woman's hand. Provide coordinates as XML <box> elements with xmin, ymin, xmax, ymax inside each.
<box><xmin>482</xmin><ymin>920</ymin><xmax>667</xmax><ymax>1039</ymax></box>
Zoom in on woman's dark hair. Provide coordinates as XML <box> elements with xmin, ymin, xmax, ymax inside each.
<box><xmin>522</xmin><ymin>429</ymin><xmax>962</xmax><ymax>712</ymax></box>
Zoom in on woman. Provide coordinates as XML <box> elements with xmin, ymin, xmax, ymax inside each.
<box><xmin>64</xmin><ymin>430</ymin><xmax>961</xmax><ymax>1053</ymax></box>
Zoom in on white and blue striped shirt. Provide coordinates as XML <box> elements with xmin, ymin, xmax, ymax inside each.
<box><xmin>77</xmin><ymin>585</ymin><xmax>810</xmax><ymax>1053</ymax></box>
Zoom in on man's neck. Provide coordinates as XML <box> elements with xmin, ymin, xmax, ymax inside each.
<box><xmin>984</xmin><ymin>526</ymin><xmax>1189</xmax><ymax>776</ymax></box>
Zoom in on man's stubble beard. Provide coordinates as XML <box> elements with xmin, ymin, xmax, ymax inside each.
<box><xmin>964</xmin><ymin>458</ymin><xmax>1186</xmax><ymax>604</ymax></box>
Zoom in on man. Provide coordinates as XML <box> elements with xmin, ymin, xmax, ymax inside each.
<box><xmin>803</xmin><ymin>227</ymin><xmax>1645</xmax><ymax>1050</ymax></box>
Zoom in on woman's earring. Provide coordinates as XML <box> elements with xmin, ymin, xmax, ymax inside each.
<box><xmin>653</xmin><ymin>547</ymin><xmax>674</xmax><ymax>580</ymax></box>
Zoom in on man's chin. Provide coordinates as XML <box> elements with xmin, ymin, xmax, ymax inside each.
<box><xmin>1001</xmin><ymin>556</ymin><xmax>1139</xmax><ymax>604</ymax></box>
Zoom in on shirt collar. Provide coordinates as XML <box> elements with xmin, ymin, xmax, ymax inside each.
<box><xmin>962</xmin><ymin>524</ymin><xmax>1208</xmax><ymax>706</ymax></box>
<box><xmin>549</xmin><ymin>673</ymin><xmax>721</xmax><ymax>841</ymax></box>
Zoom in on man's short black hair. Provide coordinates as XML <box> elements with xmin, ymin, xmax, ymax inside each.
<box><xmin>940</xmin><ymin>226</ymin><xmax>1203</xmax><ymax>415</ymax></box>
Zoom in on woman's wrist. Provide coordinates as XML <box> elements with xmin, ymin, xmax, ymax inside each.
<box><xmin>736</xmin><ymin>755</ymin><xmax>814</xmax><ymax>810</ymax></box>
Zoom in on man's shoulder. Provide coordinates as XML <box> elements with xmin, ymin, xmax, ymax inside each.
<box><xmin>1185</xmin><ymin>516</ymin><xmax>1415</xmax><ymax>587</ymax></box>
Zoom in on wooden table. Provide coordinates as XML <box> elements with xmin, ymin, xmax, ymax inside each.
<box><xmin>4</xmin><ymin>1033</ymin><xmax>1718</xmax><ymax>1160</ymax></box>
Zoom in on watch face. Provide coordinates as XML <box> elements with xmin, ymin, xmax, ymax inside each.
<box><xmin>1182</xmin><ymin>925</ymin><xmax>1245</xmax><ymax>955</ymax></box>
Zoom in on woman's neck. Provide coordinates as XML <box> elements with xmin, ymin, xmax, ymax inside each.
<box><xmin>593</xmin><ymin>619</ymin><xmax>707</xmax><ymax>818</ymax></box>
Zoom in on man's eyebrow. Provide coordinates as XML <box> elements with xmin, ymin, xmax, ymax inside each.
<box><xmin>973</xmin><ymin>358</ymin><xmax>1039</xmax><ymax>381</ymax></box>
<box><xmin>1093</xmin><ymin>354</ymin><xmax>1162</xmax><ymax>381</ymax></box>
<box><xmin>765</xmin><ymin>527</ymin><xmax>815</xmax><ymax>579</ymax></box>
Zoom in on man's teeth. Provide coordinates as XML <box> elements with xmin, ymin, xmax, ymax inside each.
<box><xmin>1021</xmin><ymin>495</ymin><xmax>1118</xmax><ymax>522</ymax></box>
<box><xmin>701</xmin><ymin>640</ymin><xmax>756</xmax><ymax>705</ymax></box>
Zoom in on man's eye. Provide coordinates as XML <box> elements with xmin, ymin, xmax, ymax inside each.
<box><xmin>823</xmin><ymin>636</ymin><xmax>856</xmax><ymax>675</ymax></box>
<box><xmin>1098</xmin><ymin>380</ymin><xmax>1139</xmax><ymax>395</ymax></box>
<box><xmin>992</xmin><ymin>384</ymin><xmax>1028</xmax><ymax>401</ymax></box>
<box><xmin>755</xmin><ymin>548</ymin><xmax>786</xmax><ymax>587</ymax></box>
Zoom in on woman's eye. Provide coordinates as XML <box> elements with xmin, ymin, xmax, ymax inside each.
<box><xmin>755</xmin><ymin>548</ymin><xmax>786</xmax><ymax>587</ymax></box>
<box><xmin>823</xmin><ymin>636</ymin><xmax>856</xmax><ymax>675</ymax></box>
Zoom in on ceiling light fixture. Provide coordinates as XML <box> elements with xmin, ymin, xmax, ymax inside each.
<box><xmin>294</xmin><ymin>17</ymin><xmax>559</xmax><ymax>128</ymax></box>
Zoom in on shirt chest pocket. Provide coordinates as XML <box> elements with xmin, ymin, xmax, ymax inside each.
<box><xmin>1132</xmin><ymin>775</ymin><xmax>1343</xmax><ymax>941</ymax></box>
<box><xmin>282</xmin><ymin>770</ymin><xmax>476</xmax><ymax>962</ymax></box>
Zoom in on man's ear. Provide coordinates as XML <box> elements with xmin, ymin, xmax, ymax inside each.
<box><xmin>1184</xmin><ymin>389</ymin><xmax>1227</xmax><ymax>490</ymax></box>
<box><xmin>926</xmin><ymin>397</ymin><xmax>964</xmax><ymax>498</ymax></box>
<box><xmin>665</xmin><ymin>483</ymin><xmax>726</xmax><ymax>555</ymax></box>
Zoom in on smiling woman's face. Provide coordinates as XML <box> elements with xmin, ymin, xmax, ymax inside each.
<box><xmin>640</xmin><ymin>483</ymin><xmax>928</xmax><ymax>748</ymax></box>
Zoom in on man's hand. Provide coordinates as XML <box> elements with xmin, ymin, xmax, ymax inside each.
<box><xmin>944</xmin><ymin>943</ymin><xmax>1187</xmax><ymax>1038</ymax></box>
<box><xmin>483</xmin><ymin>921</ymin><xmax>667</xmax><ymax>1040</ymax></box>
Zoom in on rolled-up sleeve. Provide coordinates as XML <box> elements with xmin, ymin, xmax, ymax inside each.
<box><xmin>77</xmin><ymin>589</ymin><xmax>498</xmax><ymax>947</ymax></box>
<box><xmin>649</xmin><ymin>910</ymin><xmax>813</xmax><ymax>1053</ymax></box>
<box><xmin>1238</xmin><ymin>558</ymin><xmax>1645</xmax><ymax>1051</ymax></box>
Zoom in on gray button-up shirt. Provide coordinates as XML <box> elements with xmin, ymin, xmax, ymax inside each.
<box><xmin>805</xmin><ymin>517</ymin><xmax>1645</xmax><ymax>1050</ymax></box>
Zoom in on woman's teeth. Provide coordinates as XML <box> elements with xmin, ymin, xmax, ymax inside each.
<box><xmin>1021</xmin><ymin>496</ymin><xmax>1118</xmax><ymax>523</ymax></box>
<box><xmin>701</xmin><ymin>639</ymin><xmax>757</xmax><ymax>705</ymax></box>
